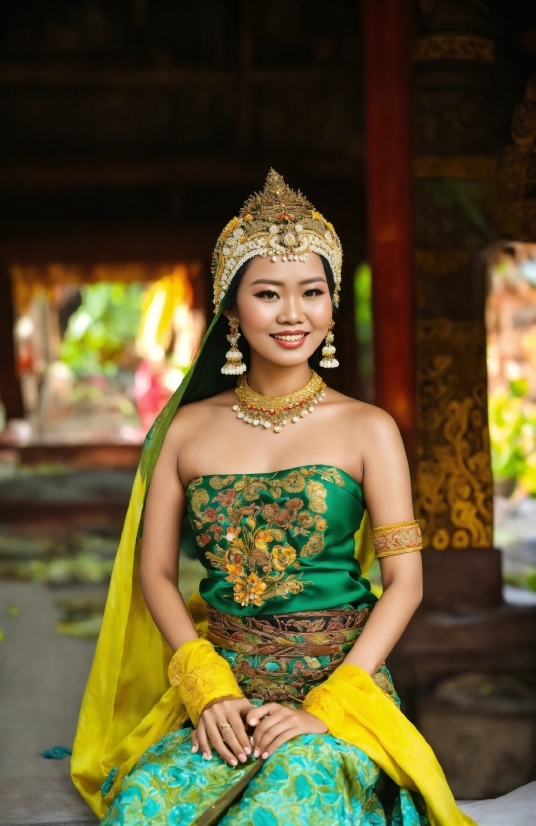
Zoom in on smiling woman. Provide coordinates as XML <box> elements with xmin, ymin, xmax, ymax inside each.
<box><xmin>71</xmin><ymin>171</ymin><xmax>475</xmax><ymax>826</ymax></box>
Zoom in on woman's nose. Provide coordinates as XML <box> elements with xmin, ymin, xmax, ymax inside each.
<box><xmin>277</xmin><ymin>296</ymin><xmax>305</xmax><ymax>324</ymax></box>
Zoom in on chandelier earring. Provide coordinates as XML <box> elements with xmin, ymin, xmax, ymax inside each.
<box><xmin>221</xmin><ymin>315</ymin><xmax>247</xmax><ymax>375</ymax></box>
<box><xmin>319</xmin><ymin>319</ymin><xmax>339</xmax><ymax>368</ymax></box>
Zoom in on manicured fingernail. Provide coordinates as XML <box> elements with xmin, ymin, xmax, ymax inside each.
<box><xmin>262</xmin><ymin>751</ymin><xmax>269</xmax><ymax>759</ymax></box>
<box><xmin>253</xmin><ymin>748</ymin><xmax>260</xmax><ymax>758</ymax></box>
<box><xmin>203</xmin><ymin>753</ymin><xmax>210</xmax><ymax>760</ymax></box>
<box><xmin>244</xmin><ymin>746</ymin><xmax>251</xmax><ymax>755</ymax></box>
<box><xmin>229</xmin><ymin>759</ymin><xmax>237</xmax><ymax>766</ymax></box>
<box><xmin>238</xmin><ymin>754</ymin><xmax>247</xmax><ymax>763</ymax></box>
<box><xmin>249</xmin><ymin>718</ymin><xmax>257</xmax><ymax>724</ymax></box>
<box><xmin>191</xmin><ymin>745</ymin><xmax>198</xmax><ymax>753</ymax></box>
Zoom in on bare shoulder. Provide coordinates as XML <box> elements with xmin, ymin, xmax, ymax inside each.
<box><xmin>159</xmin><ymin>389</ymin><xmax>236</xmax><ymax>447</ymax></box>
<box><xmin>324</xmin><ymin>389</ymin><xmax>401</xmax><ymax>445</ymax></box>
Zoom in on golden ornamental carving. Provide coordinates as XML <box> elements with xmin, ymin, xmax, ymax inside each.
<box><xmin>415</xmin><ymin>320</ymin><xmax>494</xmax><ymax>551</ymax></box>
<box><xmin>499</xmin><ymin>71</ymin><xmax>536</xmax><ymax>240</ymax></box>
<box><xmin>412</xmin><ymin>35</ymin><xmax>495</xmax><ymax>64</ymax></box>
<box><xmin>498</xmin><ymin>146</ymin><xmax>530</xmax><ymax>196</ymax></box>
<box><xmin>511</xmin><ymin>99</ymin><xmax>536</xmax><ymax>147</ymax></box>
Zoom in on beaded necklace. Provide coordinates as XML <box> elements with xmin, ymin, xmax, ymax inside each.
<box><xmin>232</xmin><ymin>371</ymin><xmax>326</xmax><ymax>433</ymax></box>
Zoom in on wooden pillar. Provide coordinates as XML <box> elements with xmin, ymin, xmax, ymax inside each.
<box><xmin>361</xmin><ymin>0</ymin><xmax>416</xmax><ymax>458</ymax></box>
<box><xmin>0</xmin><ymin>266</ymin><xmax>24</xmax><ymax>421</ymax></box>
<box><xmin>412</xmin><ymin>0</ymin><xmax>497</xmax><ymax>566</ymax></box>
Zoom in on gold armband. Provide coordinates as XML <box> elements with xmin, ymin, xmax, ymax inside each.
<box><xmin>371</xmin><ymin>519</ymin><xmax>422</xmax><ymax>558</ymax></box>
<box><xmin>168</xmin><ymin>638</ymin><xmax>243</xmax><ymax>725</ymax></box>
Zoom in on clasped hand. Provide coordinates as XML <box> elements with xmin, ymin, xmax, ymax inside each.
<box><xmin>191</xmin><ymin>695</ymin><xmax>328</xmax><ymax>766</ymax></box>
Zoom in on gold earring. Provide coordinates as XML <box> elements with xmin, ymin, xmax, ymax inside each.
<box><xmin>319</xmin><ymin>319</ymin><xmax>338</xmax><ymax>368</ymax></box>
<box><xmin>221</xmin><ymin>316</ymin><xmax>247</xmax><ymax>375</ymax></box>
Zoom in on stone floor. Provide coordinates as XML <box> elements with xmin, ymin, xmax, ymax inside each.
<box><xmin>0</xmin><ymin>582</ymin><xmax>98</xmax><ymax>826</ymax></box>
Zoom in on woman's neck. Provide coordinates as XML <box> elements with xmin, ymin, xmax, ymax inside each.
<box><xmin>246</xmin><ymin>356</ymin><xmax>313</xmax><ymax>397</ymax></box>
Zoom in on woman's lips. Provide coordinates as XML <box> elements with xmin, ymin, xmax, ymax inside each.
<box><xmin>270</xmin><ymin>331</ymin><xmax>309</xmax><ymax>349</ymax></box>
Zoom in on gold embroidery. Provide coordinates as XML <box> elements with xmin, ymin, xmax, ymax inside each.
<box><xmin>371</xmin><ymin>520</ymin><xmax>422</xmax><ymax>558</ymax></box>
<box><xmin>189</xmin><ymin>467</ymin><xmax>344</xmax><ymax>608</ymax></box>
<box><xmin>208</xmin><ymin>606</ymin><xmax>369</xmax><ymax>705</ymax></box>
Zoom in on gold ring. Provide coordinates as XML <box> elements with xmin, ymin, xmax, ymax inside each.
<box><xmin>217</xmin><ymin>722</ymin><xmax>232</xmax><ymax>731</ymax></box>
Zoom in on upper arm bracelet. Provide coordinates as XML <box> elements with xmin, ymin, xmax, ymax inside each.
<box><xmin>371</xmin><ymin>519</ymin><xmax>422</xmax><ymax>558</ymax></box>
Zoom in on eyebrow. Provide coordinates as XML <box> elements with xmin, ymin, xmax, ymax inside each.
<box><xmin>249</xmin><ymin>277</ymin><xmax>327</xmax><ymax>287</ymax></box>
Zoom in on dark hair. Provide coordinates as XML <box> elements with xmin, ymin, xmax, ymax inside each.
<box><xmin>223</xmin><ymin>256</ymin><xmax>335</xmax><ymax>371</ymax></box>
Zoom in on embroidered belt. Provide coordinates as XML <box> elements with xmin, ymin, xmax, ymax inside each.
<box><xmin>207</xmin><ymin>605</ymin><xmax>371</xmax><ymax>705</ymax></box>
<box><xmin>207</xmin><ymin>606</ymin><xmax>370</xmax><ymax>655</ymax></box>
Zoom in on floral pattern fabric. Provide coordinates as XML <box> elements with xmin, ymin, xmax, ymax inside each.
<box><xmin>101</xmin><ymin>647</ymin><xmax>430</xmax><ymax>826</ymax></box>
<box><xmin>101</xmin><ymin>727</ymin><xmax>429</xmax><ymax>826</ymax></box>
<box><xmin>186</xmin><ymin>465</ymin><xmax>375</xmax><ymax>615</ymax></box>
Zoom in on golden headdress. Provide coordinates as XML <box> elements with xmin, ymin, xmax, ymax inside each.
<box><xmin>211</xmin><ymin>169</ymin><xmax>343</xmax><ymax>311</ymax></box>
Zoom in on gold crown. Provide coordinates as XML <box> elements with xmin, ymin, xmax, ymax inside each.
<box><xmin>211</xmin><ymin>169</ymin><xmax>342</xmax><ymax>310</ymax></box>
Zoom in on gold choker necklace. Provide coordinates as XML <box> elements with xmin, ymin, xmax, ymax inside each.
<box><xmin>233</xmin><ymin>371</ymin><xmax>326</xmax><ymax>433</ymax></box>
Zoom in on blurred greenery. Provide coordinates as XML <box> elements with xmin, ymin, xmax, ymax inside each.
<box><xmin>504</xmin><ymin>570</ymin><xmax>536</xmax><ymax>592</ymax></box>
<box><xmin>354</xmin><ymin>263</ymin><xmax>373</xmax><ymax>394</ymax></box>
<box><xmin>489</xmin><ymin>379</ymin><xmax>536</xmax><ymax>496</ymax></box>
<box><xmin>60</xmin><ymin>282</ymin><xmax>143</xmax><ymax>376</ymax></box>
<box><xmin>354</xmin><ymin>263</ymin><xmax>372</xmax><ymax>345</ymax></box>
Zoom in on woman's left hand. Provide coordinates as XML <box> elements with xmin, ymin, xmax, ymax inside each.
<box><xmin>246</xmin><ymin>703</ymin><xmax>328</xmax><ymax>759</ymax></box>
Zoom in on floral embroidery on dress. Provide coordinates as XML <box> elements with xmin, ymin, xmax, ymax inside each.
<box><xmin>187</xmin><ymin>466</ymin><xmax>346</xmax><ymax>608</ymax></box>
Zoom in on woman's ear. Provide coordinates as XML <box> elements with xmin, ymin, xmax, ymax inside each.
<box><xmin>224</xmin><ymin>307</ymin><xmax>239</xmax><ymax>322</ymax></box>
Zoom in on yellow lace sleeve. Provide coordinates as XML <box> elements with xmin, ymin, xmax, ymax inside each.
<box><xmin>302</xmin><ymin>684</ymin><xmax>345</xmax><ymax>737</ymax></box>
<box><xmin>371</xmin><ymin>519</ymin><xmax>422</xmax><ymax>558</ymax></box>
<box><xmin>168</xmin><ymin>638</ymin><xmax>244</xmax><ymax>725</ymax></box>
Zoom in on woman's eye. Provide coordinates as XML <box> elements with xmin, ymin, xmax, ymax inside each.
<box><xmin>304</xmin><ymin>288</ymin><xmax>326</xmax><ymax>297</ymax></box>
<box><xmin>254</xmin><ymin>289</ymin><xmax>279</xmax><ymax>300</ymax></box>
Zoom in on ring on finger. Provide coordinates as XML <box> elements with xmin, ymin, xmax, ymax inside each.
<box><xmin>217</xmin><ymin>722</ymin><xmax>232</xmax><ymax>732</ymax></box>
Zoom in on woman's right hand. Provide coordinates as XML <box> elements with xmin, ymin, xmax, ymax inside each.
<box><xmin>191</xmin><ymin>696</ymin><xmax>254</xmax><ymax>766</ymax></box>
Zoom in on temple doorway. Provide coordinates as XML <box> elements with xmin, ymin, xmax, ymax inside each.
<box><xmin>486</xmin><ymin>242</ymin><xmax>536</xmax><ymax>600</ymax></box>
<box><xmin>2</xmin><ymin>262</ymin><xmax>205</xmax><ymax>448</ymax></box>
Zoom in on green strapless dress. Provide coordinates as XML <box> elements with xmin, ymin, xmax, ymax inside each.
<box><xmin>101</xmin><ymin>466</ymin><xmax>429</xmax><ymax>826</ymax></box>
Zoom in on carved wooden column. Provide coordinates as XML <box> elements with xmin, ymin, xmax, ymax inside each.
<box><xmin>411</xmin><ymin>0</ymin><xmax>501</xmax><ymax>609</ymax></box>
<box><xmin>0</xmin><ymin>265</ymin><xmax>24</xmax><ymax>421</ymax></box>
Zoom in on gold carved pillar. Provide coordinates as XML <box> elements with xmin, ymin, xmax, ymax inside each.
<box><xmin>412</xmin><ymin>1</ymin><xmax>498</xmax><ymax>560</ymax></box>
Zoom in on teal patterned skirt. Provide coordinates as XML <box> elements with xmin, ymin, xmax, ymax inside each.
<box><xmin>101</xmin><ymin>608</ymin><xmax>430</xmax><ymax>826</ymax></box>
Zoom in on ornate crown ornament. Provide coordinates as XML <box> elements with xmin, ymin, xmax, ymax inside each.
<box><xmin>211</xmin><ymin>169</ymin><xmax>343</xmax><ymax>311</ymax></box>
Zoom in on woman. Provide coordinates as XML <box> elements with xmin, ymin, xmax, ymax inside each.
<box><xmin>72</xmin><ymin>170</ymin><xmax>475</xmax><ymax>825</ymax></box>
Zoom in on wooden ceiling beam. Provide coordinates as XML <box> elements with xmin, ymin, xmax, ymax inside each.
<box><xmin>0</xmin><ymin>64</ymin><xmax>340</xmax><ymax>87</ymax></box>
<box><xmin>0</xmin><ymin>156</ymin><xmax>362</xmax><ymax>192</ymax></box>
<box><xmin>0</xmin><ymin>222</ymin><xmax>217</xmax><ymax>263</ymax></box>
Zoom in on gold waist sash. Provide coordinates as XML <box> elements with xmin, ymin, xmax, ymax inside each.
<box><xmin>206</xmin><ymin>605</ymin><xmax>371</xmax><ymax>705</ymax></box>
<box><xmin>207</xmin><ymin>605</ymin><xmax>370</xmax><ymax>655</ymax></box>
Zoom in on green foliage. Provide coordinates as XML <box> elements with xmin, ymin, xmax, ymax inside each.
<box><xmin>60</xmin><ymin>282</ymin><xmax>143</xmax><ymax>376</ymax></box>
<box><xmin>354</xmin><ymin>263</ymin><xmax>372</xmax><ymax>346</ymax></box>
<box><xmin>354</xmin><ymin>263</ymin><xmax>374</xmax><ymax>392</ymax></box>
<box><xmin>489</xmin><ymin>382</ymin><xmax>536</xmax><ymax>495</ymax></box>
